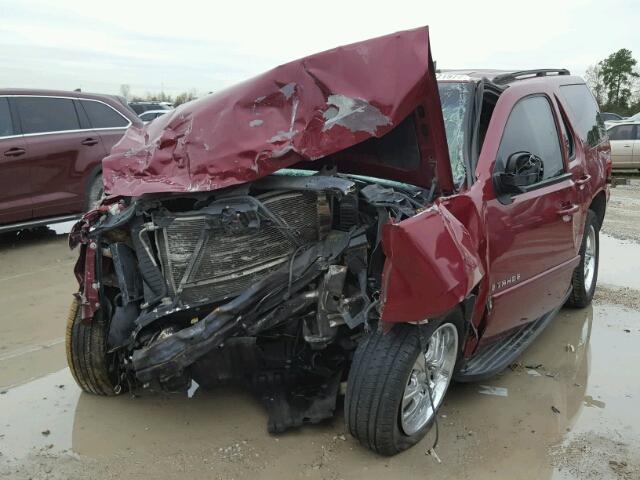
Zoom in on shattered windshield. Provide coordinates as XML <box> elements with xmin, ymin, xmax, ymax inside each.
<box><xmin>438</xmin><ymin>82</ymin><xmax>474</xmax><ymax>186</ymax></box>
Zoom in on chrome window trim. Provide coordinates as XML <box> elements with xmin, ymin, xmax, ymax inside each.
<box><xmin>0</xmin><ymin>94</ymin><xmax>131</xmax><ymax>138</ymax></box>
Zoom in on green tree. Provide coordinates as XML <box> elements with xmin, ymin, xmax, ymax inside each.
<box><xmin>600</xmin><ymin>48</ymin><xmax>638</xmax><ymax>112</ymax></box>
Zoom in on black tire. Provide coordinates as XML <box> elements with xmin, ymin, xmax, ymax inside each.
<box><xmin>345</xmin><ymin>308</ymin><xmax>464</xmax><ymax>456</ymax></box>
<box><xmin>567</xmin><ymin>210</ymin><xmax>599</xmax><ymax>308</ymax></box>
<box><xmin>86</xmin><ymin>173</ymin><xmax>104</xmax><ymax>211</ymax></box>
<box><xmin>65</xmin><ymin>298</ymin><xmax>121</xmax><ymax>396</ymax></box>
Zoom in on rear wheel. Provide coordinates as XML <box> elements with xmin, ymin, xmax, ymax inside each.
<box><xmin>65</xmin><ymin>298</ymin><xmax>121</xmax><ymax>396</ymax></box>
<box><xmin>567</xmin><ymin>210</ymin><xmax>599</xmax><ymax>307</ymax></box>
<box><xmin>345</xmin><ymin>309</ymin><xmax>463</xmax><ymax>455</ymax></box>
<box><xmin>86</xmin><ymin>174</ymin><xmax>104</xmax><ymax>211</ymax></box>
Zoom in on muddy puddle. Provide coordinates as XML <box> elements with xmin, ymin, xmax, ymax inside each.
<box><xmin>598</xmin><ymin>234</ymin><xmax>640</xmax><ymax>290</ymax></box>
<box><xmin>1</xmin><ymin>303</ymin><xmax>638</xmax><ymax>479</ymax></box>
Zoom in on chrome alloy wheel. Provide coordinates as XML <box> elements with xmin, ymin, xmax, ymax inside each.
<box><xmin>400</xmin><ymin>323</ymin><xmax>458</xmax><ymax>436</ymax></box>
<box><xmin>583</xmin><ymin>224</ymin><xmax>597</xmax><ymax>292</ymax></box>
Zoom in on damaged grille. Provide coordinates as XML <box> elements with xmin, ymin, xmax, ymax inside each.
<box><xmin>156</xmin><ymin>191</ymin><xmax>327</xmax><ymax>304</ymax></box>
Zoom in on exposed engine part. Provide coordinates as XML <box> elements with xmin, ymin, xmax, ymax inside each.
<box><xmin>337</xmin><ymin>192</ymin><xmax>359</xmax><ymax>231</ymax></box>
<box><xmin>71</xmin><ymin>172</ymin><xmax>428</xmax><ymax>432</ymax></box>
<box><xmin>303</xmin><ymin>264</ymin><xmax>347</xmax><ymax>347</ymax></box>
<box><xmin>154</xmin><ymin>190</ymin><xmax>330</xmax><ymax>305</ymax></box>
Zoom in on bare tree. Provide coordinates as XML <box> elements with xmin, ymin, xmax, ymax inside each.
<box><xmin>585</xmin><ymin>63</ymin><xmax>605</xmax><ymax>105</ymax></box>
<box><xmin>174</xmin><ymin>89</ymin><xmax>198</xmax><ymax>106</ymax></box>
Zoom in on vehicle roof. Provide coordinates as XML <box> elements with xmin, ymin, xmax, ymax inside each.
<box><xmin>140</xmin><ymin>109</ymin><xmax>170</xmax><ymax>115</ymax></box>
<box><xmin>0</xmin><ymin>88</ymin><xmax>142</xmax><ymax>125</ymax></box>
<box><xmin>0</xmin><ymin>88</ymin><xmax>125</xmax><ymax>103</ymax></box>
<box><xmin>437</xmin><ymin>69</ymin><xmax>584</xmax><ymax>86</ymax></box>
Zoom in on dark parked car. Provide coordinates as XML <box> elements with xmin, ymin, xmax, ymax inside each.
<box><xmin>128</xmin><ymin>102</ymin><xmax>172</xmax><ymax>115</ymax></box>
<box><xmin>65</xmin><ymin>28</ymin><xmax>610</xmax><ymax>456</ymax></box>
<box><xmin>600</xmin><ymin>112</ymin><xmax>624</xmax><ymax>122</ymax></box>
<box><xmin>0</xmin><ymin>89</ymin><xmax>141</xmax><ymax>232</ymax></box>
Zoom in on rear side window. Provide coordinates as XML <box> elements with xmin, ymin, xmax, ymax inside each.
<box><xmin>0</xmin><ymin>97</ymin><xmax>13</xmax><ymax>137</ymax></box>
<box><xmin>81</xmin><ymin>100</ymin><xmax>129</xmax><ymax>128</ymax></box>
<box><xmin>16</xmin><ymin>97</ymin><xmax>80</xmax><ymax>134</ymax></box>
<box><xmin>497</xmin><ymin>96</ymin><xmax>564</xmax><ymax>180</ymax></box>
<box><xmin>608</xmin><ymin>124</ymin><xmax>637</xmax><ymax>141</ymax></box>
<box><xmin>559</xmin><ymin>84</ymin><xmax>605</xmax><ymax>147</ymax></box>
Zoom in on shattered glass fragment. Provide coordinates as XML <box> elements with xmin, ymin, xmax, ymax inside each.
<box><xmin>438</xmin><ymin>83</ymin><xmax>473</xmax><ymax>186</ymax></box>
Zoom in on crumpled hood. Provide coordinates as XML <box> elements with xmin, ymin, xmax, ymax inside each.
<box><xmin>103</xmin><ymin>26</ymin><xmax>450</xmax><ymax>196</ymax></box>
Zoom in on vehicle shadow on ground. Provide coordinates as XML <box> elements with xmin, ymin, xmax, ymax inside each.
<box><xmin>0</xmin><ymin>227</ymin><xmax>61</xmax><ymax>250</ymax></box>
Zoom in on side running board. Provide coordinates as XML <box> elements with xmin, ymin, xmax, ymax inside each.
<box><xmin>455</xmin><ymin>297</ymin><xmax>567</xmax><ymax>383</ymax></box>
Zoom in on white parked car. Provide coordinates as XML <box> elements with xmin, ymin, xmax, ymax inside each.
<box><xmin>608</xmin><ymin>121</ymin><xmax>640</xmax><ymax>169</ymax></box>
<box><xmin>139</xmin><ymin>109</ymin><xmax>169</xmax><ymax>123</ymax></box>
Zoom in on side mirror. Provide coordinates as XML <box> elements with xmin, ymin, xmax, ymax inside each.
<box><xmin>494</xmin><ymin>151</ymin><xmax>544</xmax><ymax>196</ymax></box>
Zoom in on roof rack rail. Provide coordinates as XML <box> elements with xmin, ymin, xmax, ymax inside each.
<box><xmin>493</xmin><ymin>69</ymin><xmax>570</xmax><ymax>85</ymax></box>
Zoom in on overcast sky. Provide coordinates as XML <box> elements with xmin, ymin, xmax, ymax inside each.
<box><xmin>0</xmin><ymin>0</ymin><xmax>638</xmax><ymax>97</ymax></box>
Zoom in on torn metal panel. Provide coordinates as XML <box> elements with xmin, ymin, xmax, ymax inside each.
<box><xmin>380</xmin><ymin>201</ymin><xmax>484</xmax><ymax>322</ymax></box>
<box><xmin>102</xmin><ymin>27</ymin><xmax>451</xmax><ymax>196</ymax></box>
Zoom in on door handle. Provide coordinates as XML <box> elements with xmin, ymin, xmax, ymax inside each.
<box><xmin>558</xmin><ymin>204</ymin><xmax>579</xmax><ymax>221</ymax></box>
<box><xmin>3</xmin><ymin>147</ymin><xmax>26</xmax><ymax>157</ymax></box>
<box><xmin>81</xmin><ymin>138</ymin><xmax>99</xmax><ymax>146</ymax></box>
<box><xmin>575</xmin><ymin>175</ymin><xmax>591</xmax><ymax>186</ymax></box>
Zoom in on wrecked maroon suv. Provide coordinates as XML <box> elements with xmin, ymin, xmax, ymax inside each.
<box><xmin>65</xmin><ymin>27</ymin><xmax>610</xmax><ymax>455</ymax></box>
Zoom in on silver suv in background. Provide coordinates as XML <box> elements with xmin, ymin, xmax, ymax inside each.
<box><xmin>608</xmin><ymin>121</ymin><xmax>640</xmax><ymax>169</ymax></box>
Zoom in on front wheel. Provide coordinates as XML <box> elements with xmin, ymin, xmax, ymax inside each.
<box><xmin>345</xmin><ymin>309</ymin><xmax>463</xmax><ymax>455</ymax></box>
<box><xmin>567</xmin><ymin>210</ymin><xmax>599</xmax><ymax>307</ymax></box>
<box><xmin>65</xmin><ymin>299</ymin><xmax>122</xmax><ymax>396</ymax></box>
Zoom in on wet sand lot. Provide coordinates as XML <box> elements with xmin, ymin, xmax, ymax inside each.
<box><xmin>1</xmin><ymin>184</ymin><xmax>640</xmax><ymax>479</ymax></box>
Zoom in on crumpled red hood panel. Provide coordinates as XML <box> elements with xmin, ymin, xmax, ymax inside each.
<box><xmin>103</xmin><ymin>27</ymin><xmax>445</xmax><ymax>196</ymax></box>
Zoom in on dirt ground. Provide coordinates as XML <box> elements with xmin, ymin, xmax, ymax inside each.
<box><xmin>1</xmin><ymin>182</ymin><xmax>639</xmax><ymax>480</ymax></box>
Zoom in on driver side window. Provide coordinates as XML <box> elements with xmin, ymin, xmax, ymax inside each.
<box><xmin>497</xmin><ymin>96</ymin><xmax>564</xmax><ymax>181</ymax></box>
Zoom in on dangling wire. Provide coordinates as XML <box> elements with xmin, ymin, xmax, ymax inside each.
<box><xmin>418</xmin><ymin>324</ymin><xmax>441</xmax><ymax>462</ymax></box>
<box><xmin>425</xmin><ymin>374</ymin><xmax>440</xmax><ymax>459</ymax></box>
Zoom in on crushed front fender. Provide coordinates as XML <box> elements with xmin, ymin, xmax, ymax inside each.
<box><xmin>380</xmin><ymin>201</ymin><xmax>484</xmax><ymax>323</ymax></box>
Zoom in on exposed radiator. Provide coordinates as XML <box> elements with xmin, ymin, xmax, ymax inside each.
<box><xmin>155</xmin><ymin>191</ymin><xmax>327</xmax><ymax>305</ymax></box>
